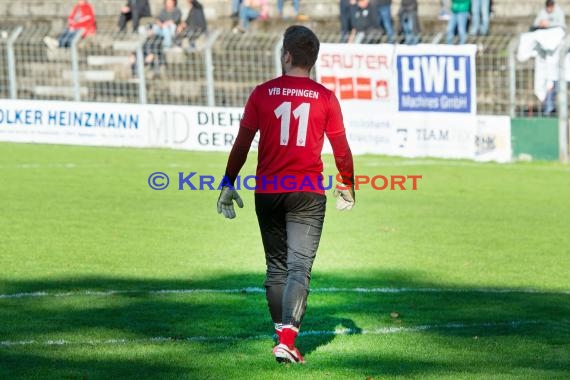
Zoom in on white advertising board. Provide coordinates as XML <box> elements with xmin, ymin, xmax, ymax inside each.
<box><xmin>475</xmin><ymin>115</ymin><xmax>512</xmax><ymax>163</ymax></box>
<box><xmin>0</xmin><ymin>99</ymin><xmax>247</xmax><ymax>151</ymax></box>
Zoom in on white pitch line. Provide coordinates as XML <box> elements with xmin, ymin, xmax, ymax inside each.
<box><xmin>0</xmin><ymin>320</ymin><xmax>540</xmax><ymax>347</ymax></box>
<box><xmin>2</xmin><ymin>160</ymin><xmax>570</xmax><ymax>172</ymax></box>
<box><xmin>0</xmin><ymin>163</ymin><xmax>78</xmax><ymax>169</ymax></box>
<box><xmin>0</xmin><ymin>287</ymin><xmax>569</xmax><ymax>300</ymax></box>
<box><xmin>358</xmin><ymin>159</ymin><xmax>570</xmax><ymax>172</ymax></box>
<box><xmin>315</xmin><ymin>287</ymin><xmax>570</xmax><ymax>295</ymax></box>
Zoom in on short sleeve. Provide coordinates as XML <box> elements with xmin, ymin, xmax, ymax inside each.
<box><xmin>240</xmin><ymin>86</ymin><xmax>260</xmax><ymax>132</ymax></box>
<box><xmin>325</xmin><ymin>91</ymin><xmax>346</xmax><ymax>138</ymax></box>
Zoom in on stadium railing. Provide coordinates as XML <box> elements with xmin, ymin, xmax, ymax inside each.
<box><xmin>0</xmin><ymin>25</ymin><xmax>568</xmax><ymax>119</ymax></box>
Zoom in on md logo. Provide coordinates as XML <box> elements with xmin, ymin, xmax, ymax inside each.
<box><xmin>397</xmin><ymin>55</ymin><xmax>472</xmax><ymax>113</ymax></box>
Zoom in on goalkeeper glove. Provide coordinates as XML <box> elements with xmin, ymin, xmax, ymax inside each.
<box><xmin>217</xmin><ymin>186</ymin><xmax>243</xmax><ymax>219</ymax></box>
<box><xmin>333</xmin><ymin>184</ymin><xmax>355</xmax><ymax>211</ymax></box>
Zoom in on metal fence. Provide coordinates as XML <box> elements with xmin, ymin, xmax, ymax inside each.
<box><xmin>0</xmin><ymin>25</ymin><xmax>566</xmax><ymax>118</ymax></box>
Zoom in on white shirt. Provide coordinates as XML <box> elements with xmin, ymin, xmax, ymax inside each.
<box><xmin>533</xmin><ymin>4</ymin><xmax>566</xmax><ymax>29</ymax></box>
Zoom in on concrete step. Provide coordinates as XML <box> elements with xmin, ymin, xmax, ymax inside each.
<box><xmin>167</xmin><ymin>80</ymin><xmax>203</xmax><ymax>99</ymax></box>
<box><xmin>87</xmin><ymin>55</ymin><xmax>131</xmax><ymax>66</ymax></box>
<box><xmin>23</xmin><ymin>62</ymin><xmax>71</xmax><ymax>77</ymax></box>
<box><xmin>113</xmin><ymin>40</ymin><xmax>143</xmax><ymax>51</ymax></box>
<box><xmin>62</xmin><ymin>70</ymin><xmax>116</xmax><ymax>82</ymax></box>
<box><xmin>46</xmin><ymin>48</ymin><xmax>72</xmax><ymax>62</ymax></box>
<box><xmin>33</xmin><ymin>85</ymin><xmax>88</xmax><ymax>98</ymax></box>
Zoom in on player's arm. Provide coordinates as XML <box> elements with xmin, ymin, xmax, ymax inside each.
<box><xmin>224</xmin><ymin>126</ymin><xmax>256</xmax><ymax>186</ymax></box>
<box><xmin>329</xmin><ymin>134</ymin><xmax>354</xmax><ymax>188</ymax></box>
<box><xmin>325</xmin><ymin>92</ymin><xmax>355</xmax><ymax>210</ymax></box>
<box><xmin>218</xmin><ymin>87</ymin><xmax>259</xmax><ymax>219</ymax></box>
<box><xmin>329</xmin><ymin>133</ymin><xmax>355</xmax><ymax>210</ymax></box>
<box><xmin>217</xmin><ymin>126</ymin><xmax>256</xmax><ymax>219</ymax></box>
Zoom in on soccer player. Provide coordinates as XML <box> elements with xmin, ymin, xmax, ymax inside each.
<box><xmin>217</xmin><ymin>25</ymin><xmax>355</xmax><ymax>364</ymax></box>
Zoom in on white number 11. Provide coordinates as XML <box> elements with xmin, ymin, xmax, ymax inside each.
<box><xmin>274</xmin><ymin>102</ymin><xmax>310</xmax><ymax>147</ymax></box>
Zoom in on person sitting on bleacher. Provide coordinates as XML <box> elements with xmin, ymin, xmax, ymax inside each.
<box><xmin>151</xmin><ymin>0</ymin><xmax>182</xmax><ymax>48</ymax></box>
<box><xmin>276</xmin><ymin>0</ymin><xmax>308</xmax><ymax>20</ymax></box>
<box><xmin>176</xmin><ymin>0</ymin><xmax>208</xmax><ymax>51</ymax></box>
<box><xmin>531</xmin><ymin>0</ymin><xmax>566</xmax><ymax>31</ymax></box>
<box><xmin>43</xmin><ymin>0</ymin><xmax>97</xmax><ymax>49</ymax></box>
<box><xmin>118</xmin><ymin>0</ymin><xmax>152</xmax><ymax>34</ymax></box>
<box><xmin>233</xmin><ymin>0</ymin><xmax>269</xmax><ymax>33</ymax></box>
<box><xmin>136</xmin><ymin>0</ymin><xmax>182</xmax><ymax>79</ymax></box>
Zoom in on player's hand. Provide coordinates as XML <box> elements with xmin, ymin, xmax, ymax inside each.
<box><xmin>217</xmin><ymin>186</ymin><xmax>243</xmax><ymax>219</ymax></box>
<box><xmin>333</xmin><ymin>184</ymin><xmax>355</xmax><ymax>211</ymax></box>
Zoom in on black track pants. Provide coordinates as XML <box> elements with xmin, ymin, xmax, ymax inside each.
<box><xmin>255</xmin><ymin>192</ymin><xmax>326</xmax><ymax>328</ymax></box>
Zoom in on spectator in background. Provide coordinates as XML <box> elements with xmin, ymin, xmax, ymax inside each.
<box><xmin>348</xmin><ymin>0</ymin><xmax>377</xmax><ymax>43</ymax></box>
<box><xmin>531</xmin><ymin>0</ymin><xmax>566</xmax><ymax>115</ymax></box>
<box><xmin>177</xmin><ymin>0</ymin><xmax>208</xmax><ymax>50</ymax></box>
<box><xmin>398</xmin><ymin>0</ymin><xmax>419</xmax><ymax>45</ymax></box>
<box><xmin>543</xmin><ymin>79</ymin><xmax>558</xmax><ymax>116</ymax></box>
<box><xmin>152</xmin><ymin>0</ymin><xmax>182</xmax><ymax>48</ymax></box>
<box><xmin>533</xmin><ymin>0</ymin><xmax>566</xmax><ymax>30</ymax></box>
<box><xmin>231</xmin><ymin>0</ymin><xmax>242</xmax><ymax>18</ymax></box>
<box><xmin>373</xmin><ymin>0</ymin><xmax>395</xmax><ymax>42</ymax></box>
<box><xmin>438</xmin><ymin>0</ymin><xmax>451</xmax><ymax>20</ymax></box>
<box><xmin>138</xmin><ymin>24</ymin><xmax>166</xmax><ymax>78</ymax></box>
<box><xmin>118</xmin><ymin>0</ymin><xmax>152</xmax><ymax>33</ymax></box>
<box><xmin>44</xmin><ymin>0</ymin><xmax>96</xmax><ymax>48</ymax></box>
<box><xmin>469</xmin><ymin>0</ymin><xmax>490</xmax><ymax>36</ymax></box>
<box><xmin>136</xmin><ymin>0</ymin><xmax>181</xmax><ymax>78</ymax></box>
<box><xmin>277</xmin><ymin>0</ymin><xmax>308</xmax><ymax>20</ymax></box>
<box><xmin>446</xmin><ymin>0</ymin><xmax>470</xmax><ymax>44</ymax></box>
<box><xmin>340</xmin><ymin>0</ymin><xmax>356</xmax><ymax>42</ymax></box>
<box><xmin>233</xmin><ymin>0</ymin><xmax>269</xmax><ymax>33</ymax></box>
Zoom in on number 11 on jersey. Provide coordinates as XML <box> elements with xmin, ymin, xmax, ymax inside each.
<box><xmin>274</xmin><ymin>102</ymin><xmax>310</xmax><ymax>147</ymax></box>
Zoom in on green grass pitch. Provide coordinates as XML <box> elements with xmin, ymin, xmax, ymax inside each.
<box><xmin>0</xmin><ymin>142</ymin><xmax>569</xmax><ymax>379</ymax></box>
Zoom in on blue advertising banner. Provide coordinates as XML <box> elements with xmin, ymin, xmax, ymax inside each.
<box><xmin>395</xmin><ymin>44</ymin><xmax>477</xmax><ymax>114</ymax></box>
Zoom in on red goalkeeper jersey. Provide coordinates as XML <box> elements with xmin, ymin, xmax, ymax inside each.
<box><xmin>240</xmin><ymin>75</ymin><xmax>347</xmax><ymax>194</ymax></box>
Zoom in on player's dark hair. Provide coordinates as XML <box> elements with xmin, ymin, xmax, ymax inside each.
<box><xmin>282</xmin><ymin>25</ymin><xmax>320</xmax><ymax>70</ymax></box>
